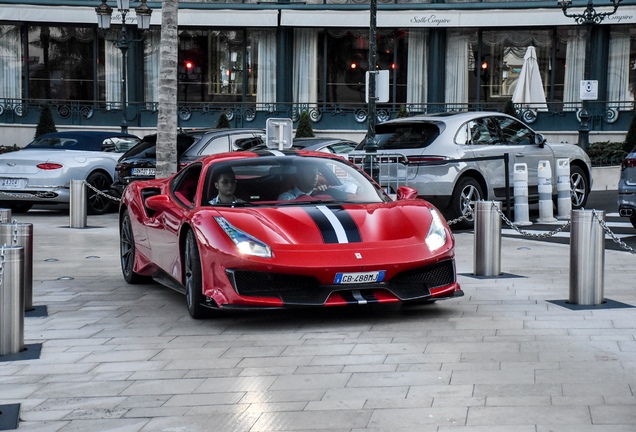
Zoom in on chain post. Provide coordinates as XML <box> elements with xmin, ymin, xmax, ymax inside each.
<box><xmin>12</xmin><ymin>224</ymin><xmax>18</xmax><ymax>247</ymax></box>
<box><xmin>0</xmin><ymin>245</ymin><xmax>5</xmax><ymax>288</ymax></box>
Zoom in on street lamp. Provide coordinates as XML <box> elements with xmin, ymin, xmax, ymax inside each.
<box><xmin>363</xmin><ymin>0</ymin><xmax>379</xmax><ymax>182</ymax></box>
<box><xmin>95</xmin><ymin>0</ymin><xmax>153</xmax><ymax>133</ymax></box>
<box><xmin>558</xmin><ymin>0</ymin><xmax>622</xmax><ymax>152</ymax></box>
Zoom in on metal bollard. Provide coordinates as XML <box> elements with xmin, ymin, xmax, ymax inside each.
<box><xmin>537</xmin><ymin>160</ymin><xmax>556</xmax><ymax>223</ymax></box>
<box><xmin>0</xmin><ymin>223</ymin><xmax>34</xmax><ymax>312</ymax></box>
<box><xmin>69</xmin><ymin>179</ymin><xmax>87</xmax><ymax>228</ymax></box>
<box><xmin>474</xmin><ymin>201</ymin><xmax>502</xmax><ymax>277</ymax></box>
<box><xmin>569</xmin><ymin>209</ymin><xmax>605</xmax><ymax>305</ymax></box>
<box><xmin>513</xmin><ymin>163</ymin><xmax>532</xmax><ymax>227</ymax></box>
<box><xmin>0</xmin><ymin>246</ymin><xmax>25</xmax><ymax>356</ymax></box>
<box><xmin>0</xmin><ymin>208</ymin><xmax>11</xmax><ymax>224</ymax></box>
<box><xmin>556</xmin><ymin>158</ymin><xmax>572</xmax><ymax>220</ymax></box>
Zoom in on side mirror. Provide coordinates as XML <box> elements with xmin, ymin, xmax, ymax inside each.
<box><xmin>145</xmin><ymin>194</ymin><xmax>171</xmax><ymax>212</ymax></box>
<box><xmin>535</xmin><ymin>133</ymin><xmax>546</xmax><ymax>148</ymax></box>
<box><xmin>396</xmin><ymin>186</ymin><xmax>418</xmax><ymax>200</ymax></box>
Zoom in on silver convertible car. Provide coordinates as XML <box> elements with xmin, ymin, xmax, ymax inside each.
<box><xmin>0</xmin><ymin>131</ymin><xmax>140</xmax><ymax>214</ymax></box>
<box><xmin>349</xmin><ymin>112</ymin><xmax>592</xmax><ymax>228</ymax></box>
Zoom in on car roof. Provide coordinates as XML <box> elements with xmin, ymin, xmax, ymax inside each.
<box><xmin>292</xmin><ymin>137</ymin><xmax>356</xmax><ymax>147</ymax></box>
<box><xmin>26</xmin><ymin>131</ymin><xmax>140</xmax><ymax>151</ymax></box>
<box><xmin>386</xmin><ymin>111</ymin><xmax>514</xmax><ymax>125</ymax></box>
<box><xmin>36</xmin><ymin>131</ymin><xmax>138</xmax><ymax>140</ymax></box>
<box><xmin>181</xmin><ymin>128</ymin><xmax>264</xmax><ymax>137</ymax></box>
<box><xmin>198</xmin><ymin>148</ymin><xmax>347</xmax><ymax>165</ymax></box>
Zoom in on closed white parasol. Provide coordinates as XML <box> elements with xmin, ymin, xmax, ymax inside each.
<box><xmin>512</xmin><ymin>46</ymin><xmax>548</xmax><ymax>111</ymax></box>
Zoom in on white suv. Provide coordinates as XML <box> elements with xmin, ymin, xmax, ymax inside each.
<box><xmin>349</xmin><ymin>112</ymin><xmax>592</xmax><ymax>229</ymax></box>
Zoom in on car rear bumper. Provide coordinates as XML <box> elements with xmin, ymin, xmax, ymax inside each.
<box><xmin>618</xmin><ymin>180</ymin><xmax>636</xmax><ymax>218</ymax></box>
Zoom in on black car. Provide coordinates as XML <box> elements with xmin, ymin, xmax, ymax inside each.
<box><xmin>111</xmin><ymin>128</ymin><xmax>265</xmax><ymax>197</ymax></box>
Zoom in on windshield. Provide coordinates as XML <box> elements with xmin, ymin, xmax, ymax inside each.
<box><xmin>203</xmin><ymin>155</ymin><xmax>390</xmax><ymax>206</ymax></box>
<box><xmin>355</xmin><ymin>122</ymin><xmax>441</xmax><ymax>150</ymax></box>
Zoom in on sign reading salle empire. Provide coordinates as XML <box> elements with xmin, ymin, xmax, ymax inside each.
<box><xmin>410</xmin><ymin>15</ymin><xmax>452</xmax><ymax>26</ymax></box>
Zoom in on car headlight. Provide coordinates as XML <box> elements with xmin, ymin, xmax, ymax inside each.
<box><xmin>425</xmin><ymin>209</ymin><xmax>447</xmax><ymax>252</ymax></box>
<box><xmin>214</xmin><ymin>217</ymin><xmax>272</xmax><ymax>258</ymax></box>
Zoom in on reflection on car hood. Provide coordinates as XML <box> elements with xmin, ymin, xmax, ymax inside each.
<box><xmin>213</xmin><ymin>201</ymin><xmax>435</xmax><ymax>247</ymax></box>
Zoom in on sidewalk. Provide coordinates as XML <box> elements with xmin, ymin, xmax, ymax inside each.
<box><xmin>0</xmin><ymin>209</ymin><xmax>635</xmax><ymax>431</ymax></box>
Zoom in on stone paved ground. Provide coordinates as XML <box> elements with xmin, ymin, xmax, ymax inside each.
<box><xmin>1</xmin><ymin>209</ymin><xmax>636</xmax><ymax>432</ymax></box>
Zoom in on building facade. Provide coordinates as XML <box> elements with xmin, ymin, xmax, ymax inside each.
<box><xmin>1</xmin><ymin>0</ymin><xmax>635</xmax><ymax>144</ymax></box>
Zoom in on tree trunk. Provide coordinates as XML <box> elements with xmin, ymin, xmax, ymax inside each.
<box><xmin>155</xmin><ymin>0</ymin><xmax>179</xmax><ymax>179</ymax></box>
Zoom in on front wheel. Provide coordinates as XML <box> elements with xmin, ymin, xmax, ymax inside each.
<box><xmin>570</xmin><ymin>165</ymin><xmax>589</xmax><ymax>209</ymax></box>
<box><xmin>184</xmin><ymin>230</ymin><xmax>207</xmax><ymax>319</ymax></box>
<box><xmin>448</xmin><ymin>177</ymin><xmax>483</xmax><ymax>230</ymax></box>
<box><xmin>86</xmin><ymin>171</ymin><xmax>113</xmax><ymax>215</ymax></box>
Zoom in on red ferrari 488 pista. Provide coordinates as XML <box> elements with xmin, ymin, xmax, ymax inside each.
<box><xmin>119</xmin><ymin>148</ymin><xmax>463</xmax><ymax>318</ymax></box>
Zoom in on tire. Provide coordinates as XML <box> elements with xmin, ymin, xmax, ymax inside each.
<box><xmin>86</xmin><ymin>171</ymin><xmax>113</xmax><ymax>215</ymax></box>
<box><xmin>570</xmin><ymin>165</ymin><xmax>589</xmax><ymax>209</ymax></box>
<box><xmin>184</xmin><ymin>229</ymin><xmax>207</xmax><ymax>319</ymax></box>
<box><xmin>120</xmin><ymin>209</ymin><xmax>149</xmax><ymax>284</ymax></box>
<box><xmin>0</xmin><ymin>201</ymin><xmax>32</xmax><ymax>213</ymax></box>
<box><xmin>630</xmin><ymin>216</ymin><xmax>636</xmax><ymax>230</ymax></box>
<box><xmin>448</xmin><ymin>177</ymin><xmax>483</xmax><ymax>230</ymax></box>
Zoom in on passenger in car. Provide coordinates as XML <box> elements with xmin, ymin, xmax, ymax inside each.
<box><xmin>210</xmin><ymin>166</ymin><xmax>245</xmax><ymax>205</ymax></box>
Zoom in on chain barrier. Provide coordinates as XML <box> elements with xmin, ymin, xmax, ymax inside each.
<box><xmin>0</xmin><ymin>245</ymin><xmax>5</xmax><ymax>288</ymax></box>
<box><xmin>491</xmin><ymin>202</ymin><xmax>572</xmax><ymax>239</ymax></box>
<box><xmin>0</xmin><ymin>180</ymin><xmax>121</xmax><ymax>203</ymax></box>
<box><xmin>81</xmin><ymin>180</ymin><xmax>121</xmax><ymax>203</ymax></box>
<box><xmin>0</xmin><ymin>181</ymin><xmax>70</xmax><ymax>199</ymax></box>
<box><xmin>447</xmin><ymin>200</ymin><xmax>636</xmax><ymax>254</ymax></box>
<box><xmin>446</xmin><ymin>210</ymin><xmax>473</xmax><ymax>227</ymax></box>
<box><xmin>592</xmin><ymin>209</ymin><xmax>636</xmax><ymax>255</ymax></box>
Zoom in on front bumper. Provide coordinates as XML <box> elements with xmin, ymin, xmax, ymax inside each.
<box><xmin>224</xmin><ymin>258</ymin><xmax>460</xmax><ymax>306</ymax></box>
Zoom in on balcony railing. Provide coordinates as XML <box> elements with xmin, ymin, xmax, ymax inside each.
<box><xmin>1</xmin><ymin>98</ymin><xmax>633</xmax><ymax>134</ymax></box>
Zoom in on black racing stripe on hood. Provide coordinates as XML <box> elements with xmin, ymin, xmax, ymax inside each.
<box><xmin>304</xmin><ymin>207</ymin><xmax>339</xmax><ymax>244</ymax></box>
<box><xmin>327</xmin><ymin>205</ymin><xmax>362</xmax><ymax>243</ymax></box>
<box><xmin>304</xmin><ymin>205</ymin><xmax>362</xmax><ymax>244</ymax></box>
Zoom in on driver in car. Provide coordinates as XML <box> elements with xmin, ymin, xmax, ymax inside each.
<box><xmin>278</xmin><ymin>160</ymin><xmax>357</xmax><ymax>201</ymax></box>
<box><xmin>278</xmin><ymin>161</ymin><xmax>329</xmax><ymax>201</ymax></box>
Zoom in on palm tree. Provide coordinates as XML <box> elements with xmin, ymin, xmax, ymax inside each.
<box><xmin>155</xmin><ymin>0</ymin><xmax>179</xmax><ymax>179</ymax></box>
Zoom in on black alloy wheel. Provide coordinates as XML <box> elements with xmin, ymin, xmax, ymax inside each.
<box><xmin>86</xmin><ymin>171</ymin><xmax>113</xmax><ymax>215</ymax></box>
<box><xmin>120</xmin><ymin>209</ymin><xmax>148</xmax><ymax>284</ymax></box>
<box><xmin>184</xmin><ymin>229</ymin><xmax>207</xmax><ymax>319</ymax></box>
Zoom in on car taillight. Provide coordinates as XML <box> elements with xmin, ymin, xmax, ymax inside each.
<box><xmin>621</xmin><ymin>158</ymin><xmax>636</xmax><ymax>171</ymax></box>
<box><xmin>37</xmin><ymin>163</ymin><xmax>63</xmax><ymax>170</ymax></box>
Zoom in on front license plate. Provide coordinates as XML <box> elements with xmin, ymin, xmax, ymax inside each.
<box><xmin>0</xmin><ymin>178</ymin><xmax>26</xmax><ymax>189</ymax></box>
<box><xmin>334</xmin><ymin>270</ymin><xmax>385</xmax><ymax>284</ymax></box>
<box><xmin>132</xmin><ymin>168</ymin><xmax>156</xmax><ymax>176</ymax></box>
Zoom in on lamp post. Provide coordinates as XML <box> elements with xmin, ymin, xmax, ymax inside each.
<box><xmin>558</xmin><ymin>0</ymin><xmax>622</xmax><ymax>152</ymax></box>
<box><xmin>95</xmin><ymin>0</ymin><xmax>152</xmax><ymax>134</ymax></box>
<box><xmin>363</xmin><ymin>0</ymin><xmax>379</xmax><ymax>182</ymax></box>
